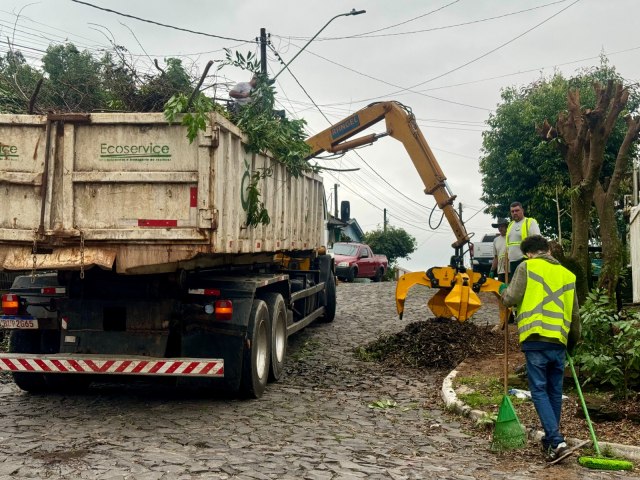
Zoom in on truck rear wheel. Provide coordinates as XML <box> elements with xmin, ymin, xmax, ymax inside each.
<box><xmin>319</xmin><ymin>271</ymin><xmax>336</xmax><ymax>323</ymax></box>
<box><xmin>240</xmin><ymin>300</ymin><xmax>271</xmax><ymax>398</ymax></box>
<box><xmin>259</xmin><ymin>292</ymin><xmax>288</xmax><ymax>382</ymax></box>
<box><xmin>8</xmin><ymin>330</ymin><xmax>48</xmax><ymax>393</ymax></box>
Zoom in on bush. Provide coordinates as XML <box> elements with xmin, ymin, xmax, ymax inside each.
<box><xmin>574</xmin><ymin>289</ymin><xmax>640</xmax><ymax>398</ymax></box>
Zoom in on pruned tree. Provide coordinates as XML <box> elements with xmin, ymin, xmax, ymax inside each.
<box><xmin>540</xmin><ymin>80</ymin><xmax>640</xmax><ymax>301</ymax></box>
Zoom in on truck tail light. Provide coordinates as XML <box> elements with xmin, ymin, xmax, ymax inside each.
<box><xmin>1</xmin><ymin>294</ymin><xmax>20</xmax><ymax>315</ymax></box>
<box><xmin>215</xmin><ymin>300</ymin><xmax>233</xmax><ymax>321</ymax></box>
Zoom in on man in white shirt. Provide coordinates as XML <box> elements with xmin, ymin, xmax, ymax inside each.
<box><xmin>506</xmin><ymin>201</ymin><xmax>540</xmax><ymax>274</ymax></box>
<box><xmin>489</xmin><ymin>218</ymin><xmax>509</xmax><ymax>282</ymax></box>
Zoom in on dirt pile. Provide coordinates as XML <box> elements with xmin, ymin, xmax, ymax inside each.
<box><xmin>357</xmin><ymin>317</ymin><xmax>501</xmax><ymax>369</ymax></box>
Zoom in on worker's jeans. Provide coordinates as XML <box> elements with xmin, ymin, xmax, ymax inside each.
<box><xmin>524</xmin><ymin>349</ymin><xmax>566</xmax><ymax>448</ymax></box>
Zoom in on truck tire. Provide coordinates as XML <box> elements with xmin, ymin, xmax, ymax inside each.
<box><xmin>371</xmin><ymin>267</ymin><xmax>384</xmax><ymax>282</ymax></box>
<box><xmin>240</xmin><ymin>300</ymin><xmax>271</xmax><ymax>399</ymax></box>
<box><xmin>345</xmin><ymin>267</ymin><xmax>356</xmax><ymax>283</ymax></box>
<box><xmin>8</xmin><ymin>330</ymin><xmax>48</xmax><ymax>393</ymax></box>
<box><xmin>319</xmin><ymin>271</ymin><xmax>336</xmax><ymax>323</ymax></box>
<box><xmin>259</xmin><ymin>292</ymin><xmax>288</xmax><ymax>382</ymax></box>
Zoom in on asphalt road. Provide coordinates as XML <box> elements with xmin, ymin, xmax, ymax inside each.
<box><xmin>0</xmin><ymin>282</ymin><xmax>635</xmax><ymax>479</ymax></box>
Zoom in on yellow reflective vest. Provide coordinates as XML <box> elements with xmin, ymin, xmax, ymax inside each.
<box><xmin>516</xmin><ymin>258</ymin><xmax>576</xmax><ymax>345</ymax></box>
<box><xmin>506</xmin><ymin>217</ymin><xmax>535</xmax><ymax>247</ymax></box>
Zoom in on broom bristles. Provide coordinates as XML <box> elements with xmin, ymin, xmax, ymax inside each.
<box><xmin>491</xmin><ymin>396</ymin><xmax>527</xmax><ymax>451</ymax></box>
<box><xmin>578</xmin><ymin>456</ymin><xmax>634</xmax><ymax>471</ymax></box>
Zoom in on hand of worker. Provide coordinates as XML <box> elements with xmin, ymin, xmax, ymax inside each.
<box><xmin>498</xmin><ymin>283</ymin><xmax>508</xmax><ymax>294</ymax></box>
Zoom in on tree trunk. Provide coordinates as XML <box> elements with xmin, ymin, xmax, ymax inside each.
<box><xmin>541</xmin><ymin>81</ymin><xmax>638</xmax><ymax>307</ymax></box>
<box><xmin>593</xmin><ymin>115</ymin><xmax>640</xmax><ymax>304</ymax></box>
<box><xmin>593</xmin><ymin>184</ymin><xmax>623</xmax><ymax>299</ymax></box>
<box><xmin>569</xmin><ymin>189</ymin><xmax>591</xmax><ymax>301</ymax></box>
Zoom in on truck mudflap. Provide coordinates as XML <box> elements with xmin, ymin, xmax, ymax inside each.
<box><xmin>0</xmin><ymin>354</ymin><xmax>224</xmax><ymax>377</ymax></box>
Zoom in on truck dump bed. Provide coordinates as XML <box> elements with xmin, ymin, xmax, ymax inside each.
<box><xmin>0</xmin><ymin>113</ymin><xmax>324</xmax><ymax>274</ymax></box>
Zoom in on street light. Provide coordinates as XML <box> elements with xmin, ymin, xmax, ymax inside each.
<box><xmin>271</xmin><ymin>8</ymin><xmax>366</xmax><ymax>81</ymax></box>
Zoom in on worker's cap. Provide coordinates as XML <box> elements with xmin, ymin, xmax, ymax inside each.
<box><xmin>491</xmin><ymin>218</ymin><xmax>509</xmax><ymax>228</ymax></box>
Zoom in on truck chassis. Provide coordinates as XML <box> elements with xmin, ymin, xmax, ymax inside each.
<box><xmin>0</xmin><ymin>254</ymin><xmax>336</xmax><ymax>399</ymax></box>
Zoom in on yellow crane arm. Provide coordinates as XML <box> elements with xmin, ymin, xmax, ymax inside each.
<box><xmin>306</xmin><ymin>101</ymin><xmax>470</xmax><ymax>249</ymax></box>
<box><xmin>306</xmin><ymin>101</ymin><xmax>505</xmax><ymax>322</ymax></box>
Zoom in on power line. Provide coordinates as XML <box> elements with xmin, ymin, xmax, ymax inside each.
<box><xmin>417</xmin><ymin>44</ymin><xmax>640</xmax><ymax>93</ymax></box>
<box><xmin>287</xmin><ymin>0</ymin><xmax>581</xmax><ymax>108</ymax></box>
<box><xmin>288</xmin><ymin>44</ymin><xmax>491</xmax><ymax>112</ymax></box>
<box><xmin>348</xmin><ymin>0</ymin><xmax>460</xmax><ymax>38</ymax></box>
<box><xmin>70</xmin><ymin>0</ymin><xmax>253</xmax><ymax>43</ymax></box>
<box><xmin>267</xmin><ymin>51</ymin><xmax>431</xmax><ymax>218</ymax></box>
<box><xmin>405</xmin><ymin>0</ymin><xmax>582</xmax><ymax>89</ymax></box>
<box><xmin>274</xmin><ymin>0</ymin><xmax>568</xmax><ymax>41</ymax></box>
<box><xmin>0</xmin><ymin>11</ymin><xmax>251</xmax><ymax>59</ymax></box>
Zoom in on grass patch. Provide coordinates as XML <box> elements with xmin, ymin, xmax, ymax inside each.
<box><xmin>455</xmin><ymin>374</ymin><xmax>527</xmax><ymax>409</ymax></box>
<box><xmin>459</xmin><ymin>391</ymin><xmax>504</xmax><ymax>408</ymax></box>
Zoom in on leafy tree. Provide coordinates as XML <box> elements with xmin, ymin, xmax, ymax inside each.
<box><xmin>481</xmin><ymin>60</ymin><xmax>640</xmax><ymax>302</ymax></box>
<box><xmin>363</xmin><ymin>226</ymin><xmax>417</xmax><ymax>265</ymax></box>
<box><xmin>42</xmin><ymin>43</ymin><xmax>104</xmax><ymax>111</ymax></box>
<box><xmin>481</xmin><ymin>74</ymin><xmax>572</xmax><ymax>236</ymax></box>
<box><xmin>0</xmin><ymin>50</ymin><xmax>43</xmax><ymax>112</ymax></box>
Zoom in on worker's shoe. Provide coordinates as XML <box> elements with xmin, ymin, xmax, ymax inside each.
<box><xmin>544</xmin><ymin>442</ymin><xmax>569</xmax><ymax>463</ymax></box>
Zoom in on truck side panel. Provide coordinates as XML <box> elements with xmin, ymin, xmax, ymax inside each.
<box><xmin>0</xmin><ymin>113</ymin><xmax>325</xmax><ymax>273</ymax></box>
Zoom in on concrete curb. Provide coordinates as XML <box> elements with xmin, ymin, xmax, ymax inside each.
<box><xmin>442</xmin><ymin>365</ymin><xmax>640</xmax><ymax>463</ymax></box>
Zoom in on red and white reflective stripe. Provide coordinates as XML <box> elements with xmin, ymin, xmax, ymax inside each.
<box><xmin>0</xmin><ymin>354</ymin><xmax>224</xmax><ymax>377</ymax></box>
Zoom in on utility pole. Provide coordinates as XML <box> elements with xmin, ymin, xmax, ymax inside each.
<box><xmin>384</xmin><ymin>208</ymin><xmax>388</xmax><ymax>232</ymax></box>
<box><xmin>334</xmin><ymin>184</ymin><xmax>339</xmax><ymax>218</ymax></box>
<box><xmin>259</xmin><ymin>28</ymin><xmax>268</xmax><ymax>75</ymax></box>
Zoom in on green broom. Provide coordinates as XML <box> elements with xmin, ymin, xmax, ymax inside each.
<box><xmin>491</xmin><ymin>256</ymin><xmax>527</xmax><ymax>451</ymax></box>
<box><xmin>567</xmin><ymin>354</ymin><xmax>634</xmax><ymax>471</ymax></box>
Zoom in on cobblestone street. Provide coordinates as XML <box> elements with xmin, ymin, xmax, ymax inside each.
<box><xmin>0</xmin><ymin>282</ymin><xmax>636</xmax><ymax>479</ymax></box>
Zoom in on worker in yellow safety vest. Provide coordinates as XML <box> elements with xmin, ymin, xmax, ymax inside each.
<box><xmin>500</xmin><ymin>235</ymin><xmax>581</xmax><ymax>463</ymax></box>
<box><xmin>506</xmin><ymin>201</ymin><xmax>540</xmax><ymax>274</ymax></box>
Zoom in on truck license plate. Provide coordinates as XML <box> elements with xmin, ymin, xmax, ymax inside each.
<box><xmin>0</xmin><ymin>317</ymin><xmax>39</xmax><ymax>329</ymax></box>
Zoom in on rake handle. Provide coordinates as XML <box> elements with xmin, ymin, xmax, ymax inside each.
<box><xmin>503</xmin><ymin>248</ymin><xmax>510</xmax><ymax>394</ymax></box>
<box><xmin>567</xmin><ymin>354</ymin><xmax>601</xmax><ymax>457</ymax></box>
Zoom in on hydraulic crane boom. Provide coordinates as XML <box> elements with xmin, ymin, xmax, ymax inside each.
<box><xmin>306</xmin><ymin>101</ymin><xmax>504</xmax><ymax>322</ymax></box>
<box><xmin>307</xmin><ymin>101</ymin><xmax>470</xmax><ymax>251</ymax></box>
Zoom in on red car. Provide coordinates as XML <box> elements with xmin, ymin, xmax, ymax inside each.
<box><xmin>333</xmin><ymin>242</ymin><xmax>388</xmax><ymax>282</ymax></box>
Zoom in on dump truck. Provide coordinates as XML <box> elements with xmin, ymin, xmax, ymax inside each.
<box><xmin>305</xmin><ymin>101</ymin><xmax>504</xmax><ymax>321</ymax></box>
<box><xmin>0</xmin><ymin>112</ymin><xmax>335</xmax><ymax>398</ymax></box>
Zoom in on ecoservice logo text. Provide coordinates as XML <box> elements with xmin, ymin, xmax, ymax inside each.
<box><xmin>99</xmin><ymin>143</ymin><xmax>172</xmax><ymax>162</ymax></box>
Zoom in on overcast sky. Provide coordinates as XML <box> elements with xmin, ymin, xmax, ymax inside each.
<box><xmin>2</xmin><ymin>0</ymin><xmax>639</xmax><ymax>272</ymax></box>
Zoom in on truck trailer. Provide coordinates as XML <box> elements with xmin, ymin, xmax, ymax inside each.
<box><xmin>0</xmin><ymin>112</ymin><xmax>336</xmax><ymax>398</ymax></box>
